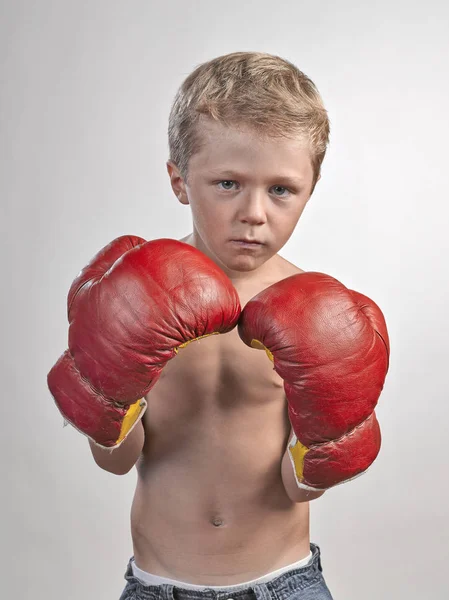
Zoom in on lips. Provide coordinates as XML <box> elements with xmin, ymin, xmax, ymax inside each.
<box><xmin>232</xmin><ymin>239</ymin><xmax>263</xmax><ymax>244</ymax></box>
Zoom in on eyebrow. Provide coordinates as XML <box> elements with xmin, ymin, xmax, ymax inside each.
<box><xmin>207</xmin><ymin>170</ymin><xmax>304</xmax><ymax>185</ymax></box>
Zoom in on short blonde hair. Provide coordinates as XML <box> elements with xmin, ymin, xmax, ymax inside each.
<box><xmin>168</xmin><ymin>51</ymin><xmax>330</xmax><ymax>193</ymax></box>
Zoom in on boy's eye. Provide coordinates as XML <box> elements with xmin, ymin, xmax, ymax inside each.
<box><xmin>272</xmin><ymin>185</ymin><xmax>290</xmax><ymax>197</ymax></box>
<box><xmin>217</xmin><ymin>180</ymin><xmax>237</xmax><ymax>191</ymax></box>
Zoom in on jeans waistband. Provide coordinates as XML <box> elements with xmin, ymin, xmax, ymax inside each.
<box><xmin>120</xmin><ymin>543</ymin><xmax>325</xmax><ymax>600</ymax></box>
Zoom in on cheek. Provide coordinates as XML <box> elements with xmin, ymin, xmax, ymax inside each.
<box><xmin>191</xmin><ymin>199</ymin><xmax>228</xmax><ymax>236</ymax></box>
<box><xmin>269</xmin><ymin>204</ymin><xmax>306</xmax><ymax>244</ymax></box>
<box><xmin>196</xmin><ymin>197</ymin><xmax>229</xmax><ymax>224</ymax></box>
<box><xmin>274</xmin><ymin>207</ymin><xmax>303</xmax><ymax>233</ymax></box>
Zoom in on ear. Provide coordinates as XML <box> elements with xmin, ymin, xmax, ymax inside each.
<box><xmin>166</xmin><ymin>161</ymin><xmax>189</xmax><ymax>205</ymax></box>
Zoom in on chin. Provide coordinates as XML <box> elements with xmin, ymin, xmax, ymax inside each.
<box><xmin>205</xmin><ymin>242</ymin><xmax>269</xmax><ymax>273</ymax></box>
<box><xmin>221</xmin><ymin>254</ymin><xmax>265</xmax><ymax>273</ymax></box>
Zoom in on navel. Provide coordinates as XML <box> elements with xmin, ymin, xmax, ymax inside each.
<box><xmin>210</xmin><ymin>516</ymin><xmax>225</xmax><ymax>527</ymax></box>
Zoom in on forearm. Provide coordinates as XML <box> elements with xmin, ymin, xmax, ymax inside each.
<box><xmin>88</xmin><ymin>418</ymin><xmax>145</xmax><ymax>475</ymax></box>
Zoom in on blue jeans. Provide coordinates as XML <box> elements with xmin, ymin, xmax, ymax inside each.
<box><xmin>119</xmin><ymin>543</ymin><xmax>333</xmax><ymax>600</ymax></box>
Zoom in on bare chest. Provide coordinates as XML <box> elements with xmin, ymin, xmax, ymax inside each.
<box><xmin>139</xmin><ymin>327</ymin><xmax>289</xmax><ymax>462</ymax></box>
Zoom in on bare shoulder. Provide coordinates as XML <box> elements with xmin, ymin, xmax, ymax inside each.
<box><xmin>234</xmin><ymin>255</ymin><xmax>307</xmax><ymax>306</ymax></box>
<box><xmin>272</xmin><ymin>254</ymin><xmax>305</xmax><ymax>282</ymax></box>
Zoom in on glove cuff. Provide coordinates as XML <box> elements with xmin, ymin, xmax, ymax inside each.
<box><xmin>288</xmin><ymin>433</ymin><xmax>327</xmax><ymax>492</ymax></box>
<box><xmin>48</xmin><ymin>349</ymin><xmax>148</xmax><ymax>449</ymax></box>
<box><xmin>287</xmin><ymin>432</ymin><xmax>368</xmax><ymax>492</ymax></box>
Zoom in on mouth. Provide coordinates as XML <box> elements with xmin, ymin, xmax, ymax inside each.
<box><xmin>230</xmin><ymin>239</ymin><xmax>264</xmax><ymax>250</ymax></box>
<box><xmin>231</xmin><ymin>238</ymin><xmax>264</xmax><ymax>245</ymax></box>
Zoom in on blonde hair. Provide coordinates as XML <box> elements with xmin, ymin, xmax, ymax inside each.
<box><xmin>168</xmin><ymin>51</ymin><xmax>330</xmax><ymax>193</ymax></box>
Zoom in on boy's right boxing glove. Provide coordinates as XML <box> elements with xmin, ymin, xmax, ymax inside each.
<box><xmin>47</xmin><ymin>236</ymin><xmax>241</xmax><ymax>450</ymax></box>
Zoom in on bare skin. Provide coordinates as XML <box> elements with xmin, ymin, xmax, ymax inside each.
<box><xmin>129</xmin><ymin>253</ymin><xmax>315</xmax><ymax>585</ymax></box>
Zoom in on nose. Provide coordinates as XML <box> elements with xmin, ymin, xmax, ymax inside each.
<box><xmin>238</xmin><ymin>189</ymin><xmax>267</xmax><ymax>226</ymax></box>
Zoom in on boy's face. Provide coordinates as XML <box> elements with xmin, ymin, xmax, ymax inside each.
<box><xmin>167</xmin><ymin>118</ymin><xmax>316</xmax><ymax>276</ymax></box>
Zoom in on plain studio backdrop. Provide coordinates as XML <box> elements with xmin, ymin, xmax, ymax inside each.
<box><xmin>1</xmin><ymin>1</ymin><xmax>448</xmax><ymax>598</ymax></box>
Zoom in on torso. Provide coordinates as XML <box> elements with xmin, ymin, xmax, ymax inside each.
<box><xmin>130</xmin><ymin>255</ymin><xmax>310</xmax><ymax>585</ymax></box>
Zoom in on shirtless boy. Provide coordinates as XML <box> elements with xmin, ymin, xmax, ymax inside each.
<box><xmin>48</xmin><ymin>52</ymin><xmax>389</xmax><ymax>600</ymax></box>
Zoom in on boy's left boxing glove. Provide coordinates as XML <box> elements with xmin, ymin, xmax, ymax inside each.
<box><xmin>47</xmin><ymin>236</ymin><xmax>241</xmax><ymax>449</ymax></box>
<box><xmin>238</xmin><ymin>272</ymin><xmax>390</xmax><ymax>491</ymax></box>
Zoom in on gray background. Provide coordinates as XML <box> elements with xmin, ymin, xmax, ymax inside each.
<box><xmin>1</xmin><ymin>1</ymin><xmax>448</xmax><ymax>598</ymax></box>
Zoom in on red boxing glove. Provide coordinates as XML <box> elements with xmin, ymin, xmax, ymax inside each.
<box><xmin>48</xmin><ymin>236</ymin><xmax>241</xmax><ymax>449</ymax></box>
<box><xmin>238</xmin><ymin>272</ymin><xmax>390</xmax><ymax>491</ymax></box>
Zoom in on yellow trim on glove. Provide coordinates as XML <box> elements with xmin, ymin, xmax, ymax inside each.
<box><xmin>174</xmin><ymin>332</ymin><xmax>219</xmax><ymax>353</ymax></box>
<box><xmin>250</xmin><ymin>339</ymin><xmax>274</xmax><ymax>363</ymax></box>
<box><xmin>117</xmin><ymin>397</ymin><xmax>147</xmax><ymax>444</ymax></box>
<box><xmin>289</xmin><ymin>435</ymin><xmax>310</xmax><ymax>481</ymax></box>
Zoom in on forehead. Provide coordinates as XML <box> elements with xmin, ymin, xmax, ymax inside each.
<box><xmin>190</xmin><ymin>118</ymin><xmax>313</xmax><ymax>179</ymax></box>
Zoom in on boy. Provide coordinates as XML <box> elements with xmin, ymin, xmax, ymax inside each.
<box><xmin>48</xmin><ymin>52</ymin><xmax>389</xmax><ymax>600</ymax></box>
